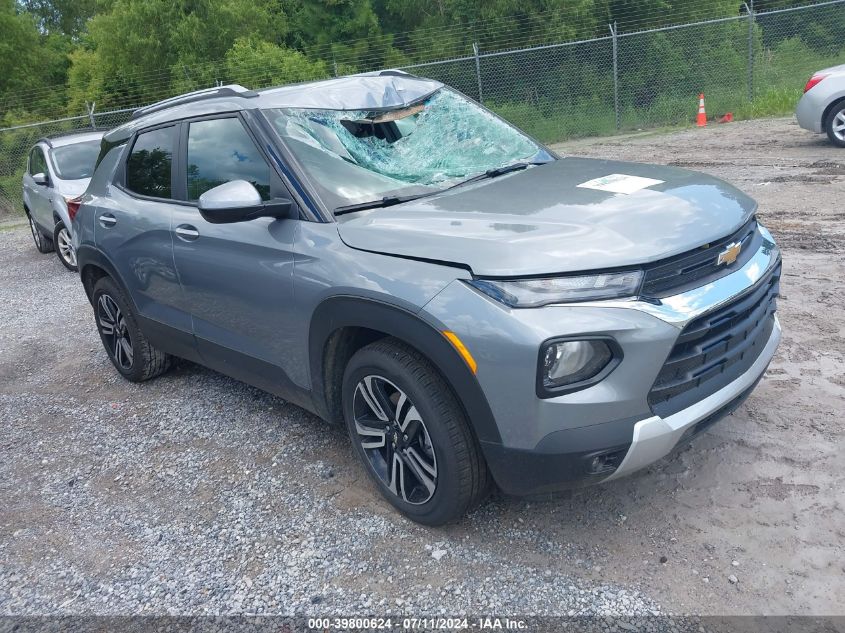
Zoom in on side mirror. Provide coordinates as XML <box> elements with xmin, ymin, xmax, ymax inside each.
<box><xmin>32</xmin><ymin>172</ymin><xmax>49</xmax><ymax>186</ymax></box>
<box><xmin>197</xmin><ymin>180</ymin><xmax>293</xmax><ymax>224</ymax></box>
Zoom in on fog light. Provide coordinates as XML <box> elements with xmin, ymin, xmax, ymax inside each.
<box><xmin>588</xmin><ymin>456</ymin><xmax>605</xmax><ymax>472</ymax></box>
<box><xmin>541</xmin><ymin>339</ymin><xmax>613</xmax><ymax>389</ymax></box>
<box><xmin>585</xmin><ymin>448</ymin><xmax>628</xmax><ymax>474</ymax></box>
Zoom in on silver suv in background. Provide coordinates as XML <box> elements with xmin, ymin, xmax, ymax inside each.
<box><xmin>74</xmin><ymin>75</ymin><xmax>782</xmax><ymax>525</ymax></box>
<box><xmin>22</xmin><ymin>130</ymin><xmax>104</xmax><ymax>270</ymax></box>
<box><xmin>796</xmin><ymin>63</ymin><xmax>845</xmax><ymax>147</ymax></box>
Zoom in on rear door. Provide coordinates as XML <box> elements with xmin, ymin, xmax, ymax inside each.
<box><xmin>94</xmin><ymin>123</ymin><xmax>197</xmax><ymax>360</ymax></box>
<box><xmin>170</xmin><ymin>114</ymin><xmax>299</xmax><ymax>394</ymax></box>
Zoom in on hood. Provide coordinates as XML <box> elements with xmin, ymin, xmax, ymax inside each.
<box><xmin>54</xmin><ymin>178</ymin><xmax>91</xmax><ymax>198</ymax></box>
<box><xmin>336</xmin><ymin>157</ymin><xmax>757</xmax><ymax>276</ymax></box>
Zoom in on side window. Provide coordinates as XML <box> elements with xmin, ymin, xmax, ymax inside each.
<box><xmin>126</xmin><ymin>126</ymin><xmax>176</xmax><ymax>199</ymax></box>
<box><xmin>187</xmin><ymin>118</ymin><xmax>271</xmax><ymax>201</ymax></box>
<box><xmin>30</xmin><ymin>147</ymin><xmax>47</xmax><ymax>176</ymax></box>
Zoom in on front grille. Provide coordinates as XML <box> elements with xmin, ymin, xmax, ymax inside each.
<box><xmin>641</xmin><ymin>217</ymin><xmax>760</xmax><ymax>298</ymax></box>
<box><xmin>648</xmin><ymin>262</ymin><xmax>781</xmax><ymax>418</ymax></box>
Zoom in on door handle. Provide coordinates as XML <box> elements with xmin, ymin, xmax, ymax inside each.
<box><xmin>175</xmin><ymin>224</ymin><xmax>200</xmax><ymax>241</ymax></box>
<box><xmin>99</xmin><ymin>213</ymin><xmax>117</xmax><ymax>228</ymax></box>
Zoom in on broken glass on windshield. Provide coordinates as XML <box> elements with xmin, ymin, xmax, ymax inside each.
<box><xmin>263</xmin><ymin>88</ymin><xmax>552</xmax><ymax>212</ymax></box>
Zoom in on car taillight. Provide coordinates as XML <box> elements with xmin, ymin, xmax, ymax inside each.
<box><xmin>804</xmin><ymin>74</ymin><xmax>828</xmax><ymax>93</ymax></box>
<box><xmin>65</xmin><ymin>196</ymin><xmax>82</xmax><ymax>221</ymax></box>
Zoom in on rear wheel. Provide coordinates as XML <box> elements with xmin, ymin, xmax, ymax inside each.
<box><xmin>342</xmin><ymin>338</ymin><xmax>491</xmax><ymax>525</ymax></box>
<box><xmin>27</xmin><ymin>212</ymin><xmax>53</xmax><ymax>254</ymax></box>
<box><xmin>53</xmin><ymin>220</ymin><xmax>77</xmax><ymax>271</ymax></box>
<box><xmin>92</xmin><ymin>276</ymin><xmax>172</xmax><ymax>382</ymax></box>
<box><xmin>825</xmin><ymin>102</ymin><xmax>845</xmax><ymax>148</ymax></box>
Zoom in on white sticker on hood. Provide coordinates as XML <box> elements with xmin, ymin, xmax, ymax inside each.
<box><xmin>577</xmin><ymin>174</ymin><xmax>664</xmax><ymax>194</ymax></box>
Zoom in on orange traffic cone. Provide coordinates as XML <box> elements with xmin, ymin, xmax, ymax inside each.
<box><xmin>696</xmin><ymin>93</ymin><xmax>707</xmax><ymax>127</ymax></box>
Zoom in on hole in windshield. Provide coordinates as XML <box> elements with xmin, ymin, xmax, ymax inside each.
<box><xmin>264</xmin><ymin>89</ymin><xmax>552</xmax><ymax>212</ymax></box>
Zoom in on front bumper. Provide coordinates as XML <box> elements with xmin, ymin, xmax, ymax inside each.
<box><xmin>423</xmin><ymin>225</ymin><xmax>782</xmax><ymax>496</ymax></box>
<box><xmin>476</xmin><ymin>316</ymin><xmax>779</xmax><ymax>495</ymax></box>
<box><xmin>603</xmin><ymin>313</ymin><xmax>780</xmax><ymax>482</ymax></box>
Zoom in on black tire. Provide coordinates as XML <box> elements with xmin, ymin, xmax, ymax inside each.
<box><xmin>342</xmin><ymin>338</ymin><xmax>491</xmax><ymax>525</ymax></box>
<box><xmin>92</xmin><ymin>276</ymin><xmax>171</xmax><ymax>382</ymax></box>
<box><xmin>26</xmin><ymin>211</ymin><xmax>54</xmax><ymax>254</ymax></box>
<box><xmin>824</xmin><ymin>101</ymin><xmax>845</xmax><ymax>148</ymax></box>
<box><xmin>53</xmin><ymin>220</ymin><xmax>78</xmax><ymax>272</ymax></box>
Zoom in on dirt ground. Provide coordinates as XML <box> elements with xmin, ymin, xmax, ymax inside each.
<box><xmin>552</xmin><ymin>117</ymin><xmax>845</xmax><ymax>614</ymax></box>
<box><xmin>1</xmin><ymin>117</ymin><xmax>843</xmax><ymax>617</ymax></box>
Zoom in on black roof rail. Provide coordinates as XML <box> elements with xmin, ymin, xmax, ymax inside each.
<box><xmin>130</xmin><ymin>85</ymin><xmax>259</xmax><ymax>121</ymax></box>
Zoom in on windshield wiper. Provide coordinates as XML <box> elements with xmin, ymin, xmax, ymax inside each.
<box><xmin>334</xmin><ymin>193</ymin><xmax>434</xmax><ymax>216</ymax></box>
<box><xmin>446</xmin><ymin>161</ymin><xmax>548</xmax><ymax>191</ymax></box>
<box><xmin>333</xmin><ymin>161</ymin><xmax>550</xmax><ymax>216</ymax></box>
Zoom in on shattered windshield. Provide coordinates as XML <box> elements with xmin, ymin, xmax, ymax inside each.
<box><xmin>263</xmin><ymin>88</ymin><xmax>553</xmax><ymax>212</ymax></box>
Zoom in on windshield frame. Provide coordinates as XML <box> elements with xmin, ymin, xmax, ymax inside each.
<box><xmin>260</xmin><ymin>87</ymin><xmax>558</xmax><ymax>222</ymax></box>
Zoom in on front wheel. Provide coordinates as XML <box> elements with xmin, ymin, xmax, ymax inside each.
<box><xmin>27</xmin><ymin>212</ymin><xmax>53</xmax><ymax>254</ymax></box>
<box><xmin>53</xmin><ymin>220</ymin><xmax>77</xmax><ymax>271</ymax></box>
<box><xmin>342</xmin><ymin>338</ymin><xmax>491</xmax><ymax>525</ymax></box>
<box><xmin>825</xmin><ymin>102</ymin><xmax>845</xmax><ymax>148</ymax></box>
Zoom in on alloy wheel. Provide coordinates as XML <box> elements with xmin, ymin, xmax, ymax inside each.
<box><xmin>353</xmin><ymin>375</ymin><xmax>438</xmax><ymax>505</ymax></box>
<box><xmin>29</xmin><ymin>216</ymin><xmax>42</xmax><ymax>250</ymax></box>
<box><xmin>833</xmin><ymin>110</ymin><xmax>845</xmax><ymax>142</ymax></box>
<box><xmin>97</xmin><ymin>294</ymin><xmax>134</xmax><ymax>370</ymax></box>
<box><xmin>56</xmin><ymin>226</ymin><xmax>76</xmax><ymax>268</ymax></box>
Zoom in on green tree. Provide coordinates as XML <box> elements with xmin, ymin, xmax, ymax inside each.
<box><xmin>65</xmin><ymin>0</ymin><xmax>289</xmax><ymax>111</ymax></box>
<box><xmin>284</xmin><ymin>0</ymin><xmax>395</xmax><ymax>72</ymax></box>
<box><xmin>224</xmin><ymin>37</ymin><xmax>329</xmax><ymax>89</ymax></box>
<box><xmin>0</xmin><ymin>1</ymin><xmax>69</xmax><ymax>113</ymax></box>
<box><xmin>18</xmin><ymin>0</ymin><xmax>99</xmax><ymax>37</ymax></box>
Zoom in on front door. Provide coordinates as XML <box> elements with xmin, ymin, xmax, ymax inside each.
<box><xmin>170</xmin><ymin>115</ymin><xmax>300</xmax><ymax>396</ymax></box>
<box><xmin>23</xmin><ymin>146</ymin><xmax>52</xmax><ymax>228</ymax></box>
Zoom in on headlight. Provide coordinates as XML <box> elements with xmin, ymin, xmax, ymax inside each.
<box><xmin>467</xmin><ymin>270</ymin><xmax>643</xmax><ymax>307</ymax></box>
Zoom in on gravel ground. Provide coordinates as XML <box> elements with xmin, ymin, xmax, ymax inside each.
<box><xmin>1</xmin><ymin>117</ymin><xmax>843</xmax><ymax>618</ymax></box>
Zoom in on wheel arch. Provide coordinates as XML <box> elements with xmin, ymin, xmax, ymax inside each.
<box><xmin>822</xmin><ymin>95</ymin><xmax>845</xmax><ymax>130</ymax></box>
<box><xmin>77</xmin><ymin>245</ymin><xmax>135</xmax><ymax>309</ymax></box>
<box><xmin>308</xmin><ymin>296</ymin><xmax>502</xmax><ymax>444</ymax></box>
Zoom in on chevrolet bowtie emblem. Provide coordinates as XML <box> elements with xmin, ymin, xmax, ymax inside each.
<box><xmin>717</xmin><ymin>241</ymin><xmax>742</xmax><ymax>266</ymax></box>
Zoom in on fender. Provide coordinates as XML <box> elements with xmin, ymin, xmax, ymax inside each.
<box><xmin>76</xmin><ymin>244</ymin><xmax>135</xmax><ymax>307</ymax></box>
<box><xmin>308</xmin><ymin>295</ymin><xmax>502</xmax><ymax>444</ymax></box>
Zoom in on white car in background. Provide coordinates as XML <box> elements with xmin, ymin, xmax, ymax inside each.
<box><xmin>22</xmin><ymin>130</ymin><xmax>104</xmax><ymax>271</ymax></box>
<box><xmin>796</xmin><ymin>63</ymin><xmax>845</xmax><ymax>148</ymax></box>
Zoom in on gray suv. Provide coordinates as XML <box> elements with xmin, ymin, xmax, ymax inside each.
<box><xmin>23</xmin><ymin>130</ymin><xmax>104</xmax><ymax>270</ymax></box>
<box><xmin>74</xmin><ymin>74</ymin><xmax>782</xmax><ymax>525</ymax></box>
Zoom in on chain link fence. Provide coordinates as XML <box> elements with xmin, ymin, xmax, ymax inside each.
<box><xmin>2</xmin><ymin>0</ymin><xmax>843</xmax><ymax>217</ymax></box>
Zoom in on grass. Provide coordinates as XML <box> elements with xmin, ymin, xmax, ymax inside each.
<box><xmin>489</xmin><ymin>41</ymin><xmax>844</xmax><ymax>145</ymax></box>
<box><xmin>0</xmin><ymin>223</ymin><xmax>26</xmax><ymax>232</ymax></box>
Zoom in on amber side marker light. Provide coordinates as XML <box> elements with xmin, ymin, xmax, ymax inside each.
<box><xmin>442</xmin><ymin>331</ymin><xmax>478</xmax><ymax>374</ymax></box>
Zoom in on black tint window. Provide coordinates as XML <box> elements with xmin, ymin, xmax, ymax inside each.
<box><xmin>187</xmin><ymin>118</ymin><xmax>271</xmax><ymax>201</ymax></box>
<box><xmin>30</xmin><ymin>148</ymin><xmax>47</xmax><ymax>175</ymax></box>
<box><xmin>126</xmin><ymin>126</ymin><xmax>175</xmax><ymax>198</ymax></box>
